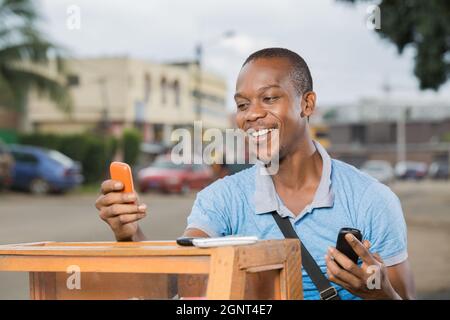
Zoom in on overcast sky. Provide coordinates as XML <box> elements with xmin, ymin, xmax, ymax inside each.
<box><xmin>39</xmin><ymin>0</ymin><xmax>450</xmax><ymax>109</ymax></box>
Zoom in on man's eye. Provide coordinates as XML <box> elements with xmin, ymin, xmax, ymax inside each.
<box><xmin>264</xmin><ymin>96</ymin><xmax>279</xmax><ymax>103</ymax></box>
<box><xmin>237</xmin><ymin>102</ymin><xmax>248</xmax><ymax>110</ymax></box>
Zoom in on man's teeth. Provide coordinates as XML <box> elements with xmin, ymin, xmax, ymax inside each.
<box><xmin>250</xmin><ymin>128</ymin><xmax>274</xmax><ymax>137</ymax></box>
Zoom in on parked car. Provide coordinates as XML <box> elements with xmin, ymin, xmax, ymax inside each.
<box><xmin>428</xmin><ymin>161</ymin><xmax>449</xmax><ymax>180</ymax></box>
<box><xmin>395</xmin><ymin>161</ymin><xmax>428</xmax><ymax>180</ymax></box>
<box><xmin>360</xmin><ymin>160</ymin><xmax>395</xmax><ymax>184</ymax></box>
<box><xmin>138</xmin><ymin>156</ymin><xmax>213</xmax><ymax>194</ymax></box>
<box><xmin>10</xmin><ymin>145</ymin><xmax>83</xmax><ymax>194</ymax></box>
<box><xmin>0</xmin><ymin>141</ymin><xmax>14</xmax><ymax>190</ymax></box>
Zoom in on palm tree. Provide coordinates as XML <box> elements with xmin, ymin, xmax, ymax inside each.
<box><xmin>0</xmin><ymin>0</ymin><xmax>71</xmax><ymax>131</ymax></box>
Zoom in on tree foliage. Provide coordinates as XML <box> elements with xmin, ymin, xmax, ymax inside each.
<box><xmin>341</xmin><ymin>0</ymin><xmax>449</xmax><ymax>90</ymax></box>
<box><xmin>0</xmin><ymin>0</ymin><xmax>71</xmax><ymax>116</ymax></box>
<box><xmin>122</xmin><ymin>128</ymin><xmax>142</xmax><ymax>166</ymax></box>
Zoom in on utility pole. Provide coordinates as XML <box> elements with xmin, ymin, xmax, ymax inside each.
<box><xmin>396</xmin><ymin>107</ymin><xmax>406</xmax><ymax>164</ymax></box>
<box><xmin>195</xmin><ymin>44</ymin><xmax>203</xmax><ymax>122</ymax></box>
<box><xmin>194</xmin><ymin>30</ymin><xmax>235</xmax><ymax>122</ymax></box>
<box><xmin>383</xmin><ymin>78</ymin><xmax>407</xmax><ymax>165</ymax></box>
<box><xmin>98</xmin><ymin>77</ymin><xmax>110</xmax><ymax>134</ymax></box>
<box><xmin>447</xmin><ymin>144</ymin><xmax>450</xmax><ymax>181</ymax></box>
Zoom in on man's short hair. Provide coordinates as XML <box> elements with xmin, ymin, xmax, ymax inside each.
<box><xmin>242</xmin><ymin>47</ymin><xmax>313</xmax><ymax>97</ymax></box>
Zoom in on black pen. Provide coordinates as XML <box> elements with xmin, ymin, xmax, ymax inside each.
<box><xmin>176</xmin><ymin>237</ymin><xmax>202</xmax><ymax>246</ymax></box>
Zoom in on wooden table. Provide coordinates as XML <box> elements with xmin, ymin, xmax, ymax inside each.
<box><xmin>0</xmin><ymin>239</ymin><xmax>302</xmax><ymax>300</ymax></box>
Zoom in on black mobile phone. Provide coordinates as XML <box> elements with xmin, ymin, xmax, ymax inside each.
<box><xmin>176</xmin><ymin>237</ymin><xmax>198</xmax><ymax>246</ymax></box>
<box><xmin>335</xmin><ymin>227</ymin><xmax>363</xmax><ymax>265</ymax></box>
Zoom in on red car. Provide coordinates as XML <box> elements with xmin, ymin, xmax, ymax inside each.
<box><xmin>137</xmin><ymin>157</ymin><xmax>213</xmax><ymax>194</ymax></box>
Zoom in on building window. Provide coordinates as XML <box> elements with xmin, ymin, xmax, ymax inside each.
<box><xmin>351</xmin><ymin>125</ymin><xmax>366</xmax><ymax>144</ymax></box>
<box><xmin>153</xmin><ymin>124</ymin><xmax>164</xmax><ymax>142</ymax></box>
<box><xmin>160</xmin><ymin>77</ymin><xmax>167</xmax><ymax>105</ymax></box>
<box><xmin>173</xmin><ymin>80</ymin><xmax>180</xmax><ymax>107</ymax></box>
<box><xmin>144</xmin><ymin>74</ymin><xmax>151</xmax><ymax>103</ymax></box>
<box><xmin>128</xmin><ymin>75</ymin><xmax>133</xmax><ymax>87</ymax></box>
<box><xmin>390</xmin><ymin>123</ymin><xmax>397</xmax><ymax>142</ymax></box>
<box><xmin>66</xmin><ymin>74</ymin><xmax>80</xmax><ymax>87</ymax></box>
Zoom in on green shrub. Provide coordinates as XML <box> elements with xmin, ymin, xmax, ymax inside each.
<box><xmin>0</xmin><ymin>129</ymin><xmax>18</xmax><ymax>144</ymax></box>
<box><xmin>17</xmin><ymin>133</ymin><xmax>118</xmax><ymax>184</ymax></box>
<box><xmin>122</xmin><ymin>128</ymin><xmax>141</xmax><ymax>166</ymax></box>
<box><xmin>443</xmin><ymin>132</ymin><xmax>450</xmax><ymax>142</ymax></box>
<box><xmin>19</xmin><ymin>133</ymin><xmax>60</xmax><ymax>150</ymax></box>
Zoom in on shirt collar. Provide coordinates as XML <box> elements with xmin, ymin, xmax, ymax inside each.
<box><xmin>254</xmin><ymin>140</ymin><xmax>334</xmax><ymax>215</ymax></box>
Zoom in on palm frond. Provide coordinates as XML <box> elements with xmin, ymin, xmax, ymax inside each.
<box><xmin>2</xmin><ymin>63</ymin><xmax>72</xmax><ymax>113</ymax></box>
<box><xmin>0</xmin><ymin>71</ymin><xmax>15</xmax><ymax>107</ymax></box>
<box><xmin>0</xmin><ymin>41</ymin><xmax>55</xmax><ymax>63</ymax></box>
<box><xmin>0</xmin><ymin>0</ymin><xmax>72</xmax><ymax>117</ymax></box>
<box><xmin>0</xmin><ymin>0</ymin><xmax>39</xmax><ymax>22</ymax></box>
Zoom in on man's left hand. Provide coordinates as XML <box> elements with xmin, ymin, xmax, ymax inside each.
<box><xmin>325</xmin><ymin>233</ymin><xmax>402</xmax><ymax>300</ymax></box>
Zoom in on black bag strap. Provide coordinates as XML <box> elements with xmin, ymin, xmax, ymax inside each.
<box><xmin>271</xmin><ymin>211</ymin><xmax>340</xmax><ymax>300</ymax></box>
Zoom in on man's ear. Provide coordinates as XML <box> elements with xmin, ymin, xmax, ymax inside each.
<box><xmin>300</xmin><ymin>91</ymin><xmax>316</xmax><ymax>119</ymax></box>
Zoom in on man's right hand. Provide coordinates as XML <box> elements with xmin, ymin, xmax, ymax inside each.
<box><xmin>95</xmin><ymin>179</ymin><xmax>147</xmax><ymax>241</ymax></box>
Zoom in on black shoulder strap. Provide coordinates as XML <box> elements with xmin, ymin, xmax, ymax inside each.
<box><xmin>271</xmin><ymin>211</ymin><xmax>340</xmax><ymax>300</ymax></box>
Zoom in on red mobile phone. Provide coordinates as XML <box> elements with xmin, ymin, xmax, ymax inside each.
<box><xmin>110</xmin><ymin>161</ymin><xmax>135</xmax><ymax>193</ymax></box>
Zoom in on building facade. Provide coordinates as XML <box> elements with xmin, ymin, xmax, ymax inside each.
<box><xmin>27</xmin><ymin>57</ymin><xmax>229</xmax><ymax>144</ymax></box>
<box><xmin>324</xmin><ymin>98</ymin><xmax>450</xmax><ymax>167</ymax></box>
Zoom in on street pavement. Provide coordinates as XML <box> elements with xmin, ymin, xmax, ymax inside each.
<box><xmin>0</xmin><ymin>180</ymin><xmax>449</xmax><ymax>299</ymax></box>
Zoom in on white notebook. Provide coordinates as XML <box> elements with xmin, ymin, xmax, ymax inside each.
<box><xmin>192</xmin><ymin>236</ymin><xmax>258</xmax><ymax>248</ymax></box>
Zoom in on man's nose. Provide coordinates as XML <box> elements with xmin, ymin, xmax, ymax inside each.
<box><xmin>245</xmin><ymin>102</ymin><xmax>267</xmax><ymax>122</ymax></box>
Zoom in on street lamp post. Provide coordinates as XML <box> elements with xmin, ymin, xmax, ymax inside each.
<box><xmin>194</xmin><ymin>31</ymin><xmax>235</xmax><ymax>122</ymax></box>
<box><xmin>98</xmin><ymin>76</ymin><xmax>110</xmax><ymax>134</ymax></box>
<box><xmin>195</xmin><ymin>43</ymin><xmax>203</xmax><ymax>122</ymax></box>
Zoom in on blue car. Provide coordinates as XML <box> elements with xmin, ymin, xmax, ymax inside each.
<box><xmin>10</xmin><ymin>145</ymin><xmax>83</xmax><ymax>194</ymax></box>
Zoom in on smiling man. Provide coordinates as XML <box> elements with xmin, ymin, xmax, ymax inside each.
<box><xmin>95</xmin><ymin>48</ymin><xmax>416</xmax><ymax>300</ymax></box>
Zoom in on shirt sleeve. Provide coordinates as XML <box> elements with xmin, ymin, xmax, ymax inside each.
<box><xmin>185</xmin><ymin>179</ymin><xmax>232</xmax><ymax>237</ymax></box>
<box><xmin>359</xmin><ymin>182</ymin><xmax>408</xmax><ymax>266</ymax></box>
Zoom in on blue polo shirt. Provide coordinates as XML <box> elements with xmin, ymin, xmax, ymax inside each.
<box><xmin>186</xmin><ymin>140</ymin><xmax>408</xmax><ymax>300</ymax></box>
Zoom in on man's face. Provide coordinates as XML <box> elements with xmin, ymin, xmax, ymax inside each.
<box><xmin>234</xmin><ymin>57</ymin><xmax>307</xmax><ymax>162</ymax></box>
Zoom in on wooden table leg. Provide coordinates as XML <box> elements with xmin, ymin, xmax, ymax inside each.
<box><xmin>280</xmin><ymin>240</ymin><xmax>303</xmax><ymax>300</ymax></box>
<box><xmin>29</xmin><ymin>272</ymin><xmax>56</xmax><ymax>300</ymax></box>
<box><xmin>206</xmin><ymin>247</ymin><xmax>247</xmax><ymax>299</ymax></box>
